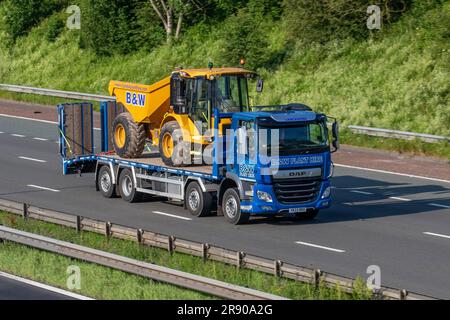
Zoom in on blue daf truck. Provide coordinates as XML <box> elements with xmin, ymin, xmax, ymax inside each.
<box><xmin>58</xmin><ymin>101</ymin><xmax>339</xmax><ymax>225</ymax></box>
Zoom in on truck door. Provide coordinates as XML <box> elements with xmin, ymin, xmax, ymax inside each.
<box><xmin>235</xmin><ymin>119</ymin><xmax>257</xmax><ymax>180</ymax></box>
<box><xmin>58</xmin><ymin>103</ymin><xmax>96</xmax><ymax>175</ymax></box>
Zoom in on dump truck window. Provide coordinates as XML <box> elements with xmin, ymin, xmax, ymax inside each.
<box><xmin>215</xmin><ymin>76</ymin><xmax>249</xmax><ymax>113</ymax></box>
<box><xmin>191</xmin><ymin>79</ymin><xmax>210</xmax><ymax>130</ymax></box>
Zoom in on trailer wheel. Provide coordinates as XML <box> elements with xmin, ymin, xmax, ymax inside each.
<box><xmin>295</xmin><ymin>209</ymin><xmax>319</xmax><ymax>220</ymax></box>
<box><xmin>222</xmin><ymin>188</ymin><xmax>249</xmax><ymax>225</ymax></box>
<box><xmin>159</xmin><ymin>121</ymin><xmax>187</xmax><ymax>167</ymax></box>
<box><xmin>119</xmin><ymin>168</ymin><xmax>142</xmax><ymax>203</ymax></box>
<box><xmin>98</xmin><ymin>166</ymin><xmax>116</xmax><ymax>198</ymax></box>
<box><xmin>185</xmin><ymin>182</ymin><xmax>212</xmax><ymax>217</ymax></box>
<box><xmin>112</xmin><ymin>113</ymin><xmax>146</xmax><ymax>159</ymax></box>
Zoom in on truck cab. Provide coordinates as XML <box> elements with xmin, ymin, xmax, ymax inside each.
<box><xmin>215</xmin><ymin>104</ymin><xmax>338</xmax><ymax>224</ymax></box>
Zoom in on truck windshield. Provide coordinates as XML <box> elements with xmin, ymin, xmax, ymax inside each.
<box><xmin>214</xmin><ymin>76</ymin><xmax>250</xmax><ymax>113</ymax></box>
<box><xmin>260</xmin><ymin>122</ymin><xmax>329</xmax><ymax>156</ymax></box>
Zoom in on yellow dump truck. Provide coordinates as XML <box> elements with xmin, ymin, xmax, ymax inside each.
<box><xmin>108</xmin><ymin>67</ymin><xmax>256</xmax><ymax>166</ymax></box>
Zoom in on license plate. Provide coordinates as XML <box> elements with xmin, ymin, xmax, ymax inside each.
<box><xmin>289</xmin><ymin>208</ymin><xmax>307</xmax><ymax>214</ymax></box>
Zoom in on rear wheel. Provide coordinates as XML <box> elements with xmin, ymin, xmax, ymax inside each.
<box><xmin>112</xmin><ymin>113</ymin><xmax>146</xmax><ymax>158</ymax></box>
<box><xmin>98</xmin><ymin>166</ymin><xmax>116</xmax><ymax>198</ymax></box>
<box><xmin>119</xmin><ymin>168</ymin><xmax>142</xmax><ymax>203</ymax></box>
<box><xmin>185</xmin><ymin>182</ymin><xmax>213</xmax><ymax>217</ymax></box>
<box><xmin>159</xmin><ymin>121</ymin><xmax>188</xmax><ymax>167</ymax></box>
<box><xmin>295</xmin><ymin>209</ymin><xmax>319</xmax><ymax>220</ymax></box>
<box><xmin>222</xmin><ymin>188</ymin><xmax>249</xmax><ymax>225</ymax></box>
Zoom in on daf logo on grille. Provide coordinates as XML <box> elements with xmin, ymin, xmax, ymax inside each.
<box><xmin>289</xmin><ymin>171</ymin><xmax>307</xmax><ymax>177</ymax></box>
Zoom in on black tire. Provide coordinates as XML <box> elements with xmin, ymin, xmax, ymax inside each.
<box><xmin>222</xmin><ymin>188</ymin><xmax>249</xmax><ymax>225</ymax></box>
<box><xmin>118</xmin><ymin>168</ymin><xmax>142</xmax><ymax>203</ymax></box>
<box><xmin>295</xmin><ymin>209</ymin><xmax>319</xmax><ymax>220</ymax></box>
<box><xmin>159</xmin><ymin>121</ymin><xmax>188</xmax><ymax>167</ymax></box>
<box><xmin>112</xmin><ymin>113</ymin><xmax>146</xmax><ymax>159</ymax></box>
<box><xmin>97</xmin><ymin>166</ymin><xmax>116</xmax><ymax>198</ymax></box>
<box><xmin>185</xmin><ymin>182</ymin><xmax>213</xmax><ymax>217</ymax></box>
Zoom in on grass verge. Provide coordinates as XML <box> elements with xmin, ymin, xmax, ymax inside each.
<box><xmin>0</xmin><ymin>211</ymin><xmax>372</xmax><ymax>300</ymax></box>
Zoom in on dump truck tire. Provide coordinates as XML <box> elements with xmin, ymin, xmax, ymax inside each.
<box><xmin>112</xmin><ymin>113</ymin><xmax>146</xmax><ymax>158</ymax></box>
<box><xmin>159</xmin><ymin>121</ymin><xmax>187</xmax><ymax>166</ymax></box>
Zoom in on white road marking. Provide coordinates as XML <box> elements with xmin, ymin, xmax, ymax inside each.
<box><xmin>33</xmin><ymin>137</ymin><xmax>48</xmax><ymax>141</ymax></box>
<box><xmin>11</xmin><ymin>134</ymin><xmax>25</xmax><ymax>138</ymax></box>
<box><xmin>389</xmin><ymin>196</ymin><xmax>412</xmax><ymax>202</ymax></box>
<box><xmin>423</xmin><ymin>232</ymin><xmax>450</xmax><ymax>240</ymax></box>
<box><xmin>0</xmin><ymin>131</ymin><xmax>4</xmax><ymax>133</ymax></box>
<box><xmin>27</xmin><ymin>184</ymin><xmax>60</xmax><ymax>192</ymax></box>
<box><xmin>0</xmin><ymin>114</ymin><xmax>100</xmax><ymax>130</ymax></box>
<box><xmin>429</xmin><ymin>203</ymin><xmax>450</xmax><ymax>209</ymax></box>
<box><xmin>335</xmin><ymin>163</ymin><xmax>450</xmax><ymax>184</ymax></box>
<box><xmin>153</xmin><ymin>211</ymin><xmax>192</xmax><ymax>221</ymax></box>
<box><xmin>0</xmin><ymin>113</ymin><xmax>57</xmax><ymax>124</ymax></box>
<box><xmin>350</xmin><ymin>190</ymin><xmax>373</xmax><ymax>195</ymax></box>
<box><xmin>0</xmin><ymin>271</ymin><xmax>93</xmax><ymax>300</ymax></box>
<box><xmin>18</xmin><ymin>156</ymin><xmax>47</xmax><ymax>163</ymax></box>
<box><xmin>295</xmin><ymin>241</ymin><xmax>346</xmax><ymax>253</ymax></box>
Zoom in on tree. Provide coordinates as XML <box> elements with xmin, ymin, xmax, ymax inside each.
<box><xmin>149</xmin><ymin>0</ymin><xmax>207</xmax><ymax>43</ymax></box>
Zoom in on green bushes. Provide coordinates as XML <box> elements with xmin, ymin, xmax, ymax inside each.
<box><xmin>3</xmin><ymin>0</ymin><xmax>66</xmax><ymax>41</ymax></box>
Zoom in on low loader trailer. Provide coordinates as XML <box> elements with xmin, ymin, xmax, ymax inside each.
<box><xmin>58</xmin><ymin>100</ymin><xmax>339</xmax><ymax>225</ymax></box>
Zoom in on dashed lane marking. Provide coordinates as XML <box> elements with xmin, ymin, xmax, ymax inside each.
<box><xmin>153</xmin><ymin>211</ymin><xmax>192</xmax><ymax>221</ymax></box>
<box><xmin>295</xmin><ymin>241</ymin><xmax>346</xmax><ymax>253</ymax></box>
<box><xmin>27</xmin><ymin>184</ymin><xmax>60</xmax><ymax>192</ymax></box>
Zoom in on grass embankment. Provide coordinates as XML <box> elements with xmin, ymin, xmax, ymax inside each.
<box><xmin>0</xmin><ymin>211</ymin><xmax>372</xmax><ymax>300</ymax></box>
<box><xmin>0</xmin><ymin>2</ymin><xmax>448</xmax><ymax>158</ymax></box>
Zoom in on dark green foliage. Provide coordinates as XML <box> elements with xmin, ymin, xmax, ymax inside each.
<box><xmin>220</xmin><ymin>0</ymin><xmax>284</xmax><ymax>69</ymax></box>
<box><xmin>283</xmin><ymin>0</ymin><xmax>414</xmax><ymax>44</ymax></box>
<box><xmin>78</xmin><ymin>0</ymin><xmax>165</xmax><ymax>56</ymax></box>
<box><xmin>3</xmin><ymin>0</ymin><xmax>66</xmax><ymax>41</ymax></box>
<box><xmin>45</xmin><ymin>15</ymin><xmax>64</xmax><ymax>42</ymax></box>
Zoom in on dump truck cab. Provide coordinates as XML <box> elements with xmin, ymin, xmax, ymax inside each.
<box><xmin>108</xmin><ymin>67</ymin><xmax>256</xmax><ymax>166</ymax></box>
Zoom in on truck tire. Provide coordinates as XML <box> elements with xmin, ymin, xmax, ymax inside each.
<box><xmin>118</xmin><ymin>168</ymin><xmax>142</xmax><ymax>203</ymax></box>
<box><xmin>98</xmin><ymin>166</ymin><xmax>116</xmax><ymax>198</ymax></box>
<box><xmin>185</xmin><ymin>181</ymin><xmax>212</xmax><ymax>217</ymax></box>
<box><xmin>112</xmin><ymin>113</ymin><xmax>146</xmax><ymax>159</ymax></box>
<box><xmin>295</xmin><ymin>209</ymin><xmax>319</xmax><ymax>220</ymax></box>
<box><xmin>222</xmin><ymin>188</ymin><xmax>249</xmax><ymax>225</ymax></box>
<box><xmin>159</xmin><ymin>121</ymin><xmax>187</xmax><ymax>166</ymax></box>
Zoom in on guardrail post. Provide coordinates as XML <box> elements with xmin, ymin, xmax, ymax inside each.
<box><xmin>237</xmin><ymin>251</ymin><xmax>245</xmax><ymax>269</ymax></box>
<box><xmin>105</xmin><ymin>222</ymin><xmax>112</xmax><ymax>239</ymax></box>
<box><xmin>22</xmin><ymin>203</ymin><xmax>29</xmax><ymax>220</ymax></box>
<box><xmin>274</xmin><ymin>260</ymin><xmax>282</xmax><ymax>277</ymax></box>
<box><xmin>76</xmin><ymin>216</ymin><xmax>82</xmax><ymax>233</ymax></box>
<box><xmin>313</xmin><ymin>269</ymin><xmax>322</xmax><ymax>288</ymax></box>
<box><xmin>168</xmin><ymin>236</ymin><xmax>175</xmax><ymax>255</ymax></box>
<box><xmin>202</xmin><ymin>243</ymin><xmax>210</xmax><ymax>262</ymax></box>
<box><xmin>400</xmin><ymin>289</ymin><xmax>408</xmax><ymax>300</ymax></box>
<box><xmin>137</xmin><ymin>229</ymin><xmax>144</xmax><ymax>245</ymax></box>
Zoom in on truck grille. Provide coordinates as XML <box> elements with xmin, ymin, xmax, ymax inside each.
<box><xmin>273</xmin><ymin>178</ymin><xmax>322</xmax><ymax>204</ymax></box>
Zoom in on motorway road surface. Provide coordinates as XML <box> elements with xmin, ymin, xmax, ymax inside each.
<box><xmin>0</xmin><ymin>272</ymin><xmax>81</xmax><ymax>300</ymax></box>
<box><xmin>0</xmin><ymin>115</ymin><xmax>450</xmax><ymax>299</ymax></box>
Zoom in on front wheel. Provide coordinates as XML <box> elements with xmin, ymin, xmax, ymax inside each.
<box><xmin>222</xmin><ymin>188</ymin><xmax>249</xmax><ymax>225</ymax></box>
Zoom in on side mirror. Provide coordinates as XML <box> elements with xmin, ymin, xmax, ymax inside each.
<box><xmin>331</xmin><ymin>121</ymin><xmax>340</xmax><ymax>152</ymax></box>
<box><xmin>256</xmin><ymin>79</ymin><xmax>264</xmax><ymax>93</ymax></box>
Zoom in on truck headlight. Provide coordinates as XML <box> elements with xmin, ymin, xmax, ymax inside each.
<box><xmin>322</xmin><ymin>187</ymin><xmax>331</xmax><ymax>199</ymax></box>
<box><xmin>257</xmin><ymin>191</ymin><xmax>273</xmax><ymax>203</ymax></box>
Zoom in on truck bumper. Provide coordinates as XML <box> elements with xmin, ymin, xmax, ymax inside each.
<box><xmin>240</xmin><ymin>180</ymin><xmax>332</xmax><ymax>216</ymax></box>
